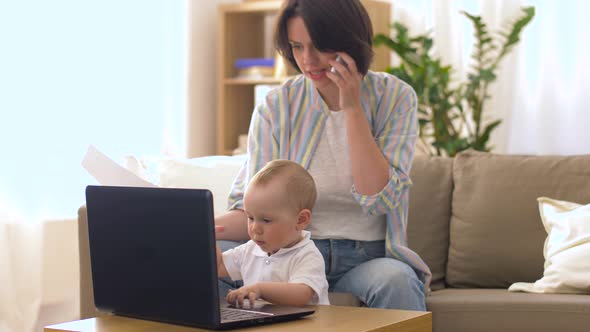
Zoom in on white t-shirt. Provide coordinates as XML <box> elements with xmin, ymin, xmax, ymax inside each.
<box><xmin>222</xmin><ymin>230</ymin><xmax>329</xmax><ymax>305</ymax></box>
<box><xmin>307</xmin><ymin>110</ymin><xmax>386</xmax><ymax>241</ymax></box>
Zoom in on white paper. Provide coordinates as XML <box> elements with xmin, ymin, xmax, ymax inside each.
<box><xmin>82</xmin><ymin>145</ymin><xmax>155</xmax><ymax>187</ymax></box>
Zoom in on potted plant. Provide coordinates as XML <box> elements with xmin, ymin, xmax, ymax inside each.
<box><xmin>374</xmin><ymin>7</ymin><xmax>535</xmax><ymax>157</ymax></box>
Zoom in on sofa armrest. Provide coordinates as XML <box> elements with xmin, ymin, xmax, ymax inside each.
<box><xmin>78</xmin><ymin>206</ymin><xmax>105</xmax><ymax>319</ymax></box>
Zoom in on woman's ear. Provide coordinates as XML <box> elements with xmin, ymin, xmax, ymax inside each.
<box><xmin>296</xmin><ymin>209</ymin><xmax>312</xmax><ymax>231</ymax></box>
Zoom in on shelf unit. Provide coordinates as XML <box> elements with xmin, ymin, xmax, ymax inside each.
<box><xmin>216</xmin><ymin>0</ymin><xmax>391</xmax><ymax>155</ymax></box>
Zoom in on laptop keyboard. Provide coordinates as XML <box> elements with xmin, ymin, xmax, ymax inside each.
<box><xmin>220</xmin><ymin>307</ymin><xmax>274</xmax><ymax>322</ymax></box>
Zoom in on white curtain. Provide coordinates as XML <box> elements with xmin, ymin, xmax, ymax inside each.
<box><xmin>511</xmin><ymin>0</ymin><xmax>590</xmax><ymax>155</ymax></box>
<box><xmin>0</xmin><ymin>220</ymin><xmax>80</xmax><ymax>332</ymax></box>
<box><xmin>0</xmin><ymin>222</ymin><xmax>43</xmax><ymax>332</ymax></box>
<box><xmin>391</xmin><ymin>0</ymin><xmax>590</xmax><ymax>155</ymax></box>
<box><xmin>0</xmin><ymin>0</ymin><xmax>188</xmax><ymax>331</ymax></box>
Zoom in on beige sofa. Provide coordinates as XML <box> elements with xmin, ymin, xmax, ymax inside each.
<box><xmin>77</xmin><ymin>150</ymin><xmax>590</xmax><ymax>331</ymax></box>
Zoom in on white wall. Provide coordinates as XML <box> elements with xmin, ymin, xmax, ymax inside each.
<box><xmin>0</xmin><ymin>2</ymin><xmax>190</xmax><ymax>330</ymax></box>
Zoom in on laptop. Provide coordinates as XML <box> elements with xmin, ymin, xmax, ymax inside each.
<box><xmin>85</xmin><ymin>185</ymin><xmax>315</xmax><ymax>330</ymax></box>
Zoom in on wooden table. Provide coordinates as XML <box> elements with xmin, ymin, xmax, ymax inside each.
<box><xmin>45</xmin><ymin>305</ymin><xmax>432</xmax><ymax>332</ymax></box>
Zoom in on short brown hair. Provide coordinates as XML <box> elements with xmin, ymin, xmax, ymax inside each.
<box><xmin>274</xmin><ymin>0</ymin><xmax>374</xmax><ymax>75</ymax></box>
<box><xmin>249</xmin><ymin>160</ymin><xmax>317</xmax><ymax>212</ymax></box>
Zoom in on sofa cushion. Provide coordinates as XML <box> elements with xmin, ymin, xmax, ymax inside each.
<box><xmin>427</xmin><ymin>288</ymin><xmax>590</xmax><ymax>332</ymax></box>
<box><xmin>78</xmin><ymin>206</ymin><xmax>106</xmax><ymax>319</ymax></box>
<box><xmin>408</xmin><ymin>156</ymin><xmax>453</xmax><ymax>291</ymax></box>
<box><xmin>447</xmin><ymin>150</ymin><xmax>590</xmax><ymax>288</ymax></box>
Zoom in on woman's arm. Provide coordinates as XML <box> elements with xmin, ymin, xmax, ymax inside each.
<box><xmin>344</xmin><ymin>106</ymin><xmax>390</xmax><ymax>195</ymax></box>
<box><xmin>227</xmin><ymin>282</ymin><xmax>314</xmax><ymax>308</ymax></box>
<box><xmin>328</xmin><ymin>53</ymin><xmax>389</xmax><ymax>195</ymax></box>
<box><xmin>350</xmin><ymin>75</ymin><xmax>417</xmax><ymax>215</ymax></box>
<box><xmin>215</xmin><ymin>209</ymin><xmax>249</xmax><ymax>241</ymax></box>
<box><xmin>329</xmin><ymin>55</ymin><xmax>418</xmax><ymax>215</ymax></box>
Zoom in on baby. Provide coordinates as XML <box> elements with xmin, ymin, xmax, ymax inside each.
<box><xmin>216</xmin><ymin>159</ymin><xmax>329</xmax><ymax>307</ymax></box>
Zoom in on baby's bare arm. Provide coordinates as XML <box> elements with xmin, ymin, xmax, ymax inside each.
<box><xmin>216</xmin><ymin>244</ymin><xmax>229</xmax><ymax>278</ymax></box>
<box><xmin>214</xmin><ymin>225</ymin><xmax>229</xmax><ymax>278</ymax></box>
<box><xmin>228</xmin><ymin>282</ymin><xmax>314</xmax><ymax>307</ymax></box>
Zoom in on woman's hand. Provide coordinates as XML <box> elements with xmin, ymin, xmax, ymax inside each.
<box><xmin>326</xmin><ymin>52</ymin><xmax>363</xmax><ymax>111</ymax></box>
<box><xmin>227</xmin><ymin>284</ymin><xmax>261</xmax><ymax>308</ymax></box>
<box><xmin>215</xmin><ymin>225</ymin><xmax>225</xmax><ymax>235</ymax></box>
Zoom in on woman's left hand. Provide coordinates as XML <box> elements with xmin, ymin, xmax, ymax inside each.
<box><xmin>326</xmin><ymin>52</ymin><xmax>363</xmax><ymax>111</ymax></box>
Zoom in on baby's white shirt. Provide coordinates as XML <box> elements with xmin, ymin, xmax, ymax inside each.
<box><xmin>222</xmin><ymin>230</ymin><xmax>330</xmax><ymax>305</ymax></box>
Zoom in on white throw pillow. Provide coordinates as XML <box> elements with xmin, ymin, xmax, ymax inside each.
<box><xmin>137</xmin><ymin>155</ymin><xmax>246</xmax><ymax>216</ymax></box>
<box><xmin>509</xmin><ymin>197</ymin><xmax>590</xmax><ymax>294</ymax></box>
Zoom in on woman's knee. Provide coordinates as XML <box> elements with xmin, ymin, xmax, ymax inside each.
<box><xmin>355</xmin><ymin>258</ymin><xmax>419</xmax><ymax>287</ymax></box>
<box><xmin>334</xmin><ymin>258</ymin><xmax>426</xmax><ymax>310</ymax></box>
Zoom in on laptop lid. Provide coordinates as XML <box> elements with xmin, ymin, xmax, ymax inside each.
<box><xmin>86</xmin><ymin>185</ymin><xmax>221</xmax><ymax>329</ymax></box>
<box><xmin>85</xmin><ymin>185</ymin><xmax>314</xmax><ymax>330</ymax></box>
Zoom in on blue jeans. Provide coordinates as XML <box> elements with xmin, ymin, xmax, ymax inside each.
<box><xmin>217</xmin><ymin>239</ymin><xmax>426</xmax><ymax>310</ymax></box>
<box><xmin>313</xmin><ymin>239</ymin><xmax>426</xmax><ymax>310</ymax></box>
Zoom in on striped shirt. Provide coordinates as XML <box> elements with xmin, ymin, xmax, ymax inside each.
<box><xmin>227</xmin><ymin>71</ymin><xmax>432</xmax><ymax>288</ymax></box>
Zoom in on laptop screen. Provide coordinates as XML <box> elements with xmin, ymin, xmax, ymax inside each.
<box><xmin>85</xmin><ymin>186</ymin><xmax>221</xmax><ymax>329</ymax></box>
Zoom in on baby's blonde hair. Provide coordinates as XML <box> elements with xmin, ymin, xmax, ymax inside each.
<box><xmin>249</xmin><ymin>160</ymin><xmax>317</xmax><ymax>212</ymax></box>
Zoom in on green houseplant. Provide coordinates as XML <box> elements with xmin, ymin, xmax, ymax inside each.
<box><xmin>374</xmin><ymin>7</ymin><xmax>535</xmax><ymax>157</ymax></box>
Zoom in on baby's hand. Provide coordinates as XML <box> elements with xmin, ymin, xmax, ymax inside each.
<box><xmin>227</xmin><ymin>284</ymin><xmax>261</xmax><ymax>308</ymax></box>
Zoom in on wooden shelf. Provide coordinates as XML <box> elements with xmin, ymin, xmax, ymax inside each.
<box><xmin>224</xmin><ymin>77</ymin><xmax>286</xmax><ymax>85</ymax></box>
<box><xmin>218</xmin><ymin>0</ymin><xmax>282</xmax><ymax>13</ymax></box>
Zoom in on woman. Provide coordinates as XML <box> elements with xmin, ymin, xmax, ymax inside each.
<box><xmin>216</xmin><ymin>0</ymin><xmax>431</xmax><ymax>310</ymax></box>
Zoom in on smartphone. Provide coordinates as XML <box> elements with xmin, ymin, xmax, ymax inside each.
<box><xmin>330</xmin><ymin>55</ymin><xmax>347</xmax><ymax>74</ymax></box>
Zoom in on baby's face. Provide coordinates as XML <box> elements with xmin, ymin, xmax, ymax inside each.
<box><xmin>243</xmin><ymin>181</ymin><xmax>302</xmax><ymax>254</ymax></box>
